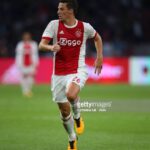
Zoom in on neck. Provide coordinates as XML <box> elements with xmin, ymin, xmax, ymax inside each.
<box><xmin>64</xmin><ymin>16</ymin><xmax>76</xmax><ymax>26</ymax></box>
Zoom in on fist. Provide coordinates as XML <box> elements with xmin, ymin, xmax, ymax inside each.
<box><xmin>51</xmin><ymin>43</ymin><xmax>61</xmax><ymax>52</ymax></box>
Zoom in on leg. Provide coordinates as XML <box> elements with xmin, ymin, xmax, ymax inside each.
<box><xmin>26</xmin><ymin>66</ymin><xmax>36</xmax><ymax>95</ymax></box>
<box><xmin>58</xmin><ymin>102</ymin><xmax>76</xmax><ymax>141</ymax></box>
<box><xmin>66</xmin><ymin>82</ymin><xmax>84</xmax><ymax>135</ymax></box>
<box><xmin>66</xmin><ymin>82</ymin><xmax>80</xmax><ymax>102</ymax></box>
<box><xmin>20</xmin><ymin>74</ymin><xmax>28</xmax><ymax>95</ymax></box>
<box><xmin>21</xmin><ymin>74</ymin><xmax>33</xmax><ymax>97</ymax></box>
<box><xmin>66</xmin><ymin>82</ymin><xmax>80</xmax><ymax>119</ymax></box>
<box><xmin>52</xmin><ymin>75</ymin><xmax>79</xmax><ymax>149</ymax></box>
<box><xmin>20</xmin><ymin>67</ymin><xmax>33</xmax><ymax>97</ymax></box>
<box><xmin>27</xmin><ymin>74</ymin><xmax>34</xmax><ymax>93</ymax></box>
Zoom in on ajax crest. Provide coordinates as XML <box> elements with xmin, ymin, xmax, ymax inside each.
<box><xmin>75</xmin><ymin>30</ymin><xmax>82</xmax><ymax>38</ymax></box>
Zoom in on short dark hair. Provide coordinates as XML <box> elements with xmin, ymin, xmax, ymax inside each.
<box><xmin>59</xmin><ymin>0</ymin><xmax>78</xmax><ymax>15</ymax></box>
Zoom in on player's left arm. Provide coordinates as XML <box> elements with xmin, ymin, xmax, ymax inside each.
<box><xmin>32</xmin><ymin>42</ymin><xmax>39</xmax><ymax>69</ymax></box>
<box><xmin>94</xmin><ymin>33</ymin><xmax>103</xmax><ymax>76</ymax></box>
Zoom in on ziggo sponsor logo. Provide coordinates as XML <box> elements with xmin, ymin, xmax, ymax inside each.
<box><xmin>59</xmin><ymin>38</ymin><xmax>82</xmax><ymax>47</ymax></box>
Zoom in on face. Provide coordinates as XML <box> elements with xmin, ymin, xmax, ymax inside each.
<box><xmin>22</xmin><ymin>33</ymin><xmax>32</xmax><ymax>42</ymax></box>
<box><xmin>57</xmin><ymin>3</ymin><xmax>73</xmax><ymax>22</ymax></box>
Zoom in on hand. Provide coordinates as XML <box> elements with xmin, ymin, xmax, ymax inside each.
<box><xmin>94</xmin><ymin>56</ymin><xmax>103</xmax><ymax>76</ymax></box>
<box><xmin>51</xmin><ymin>43</ymin><xmax>61</xmax><ymax>52</ymax></box>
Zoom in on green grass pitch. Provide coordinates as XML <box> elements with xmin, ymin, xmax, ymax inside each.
<box><xmin>0</xmin><ymin>84</ymin><xmax>150</xmax><ymax>150</ymax></box>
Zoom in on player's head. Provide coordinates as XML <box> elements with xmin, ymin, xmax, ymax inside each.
<box><xmin>58</xmin><ymin>0</ymin><xmax>78</xmax><ymax>21</ymax></box>
<box><xmin>22</xmin><ymin>32</ymin><xmax>32</xmax><ymax>42</ymax></box>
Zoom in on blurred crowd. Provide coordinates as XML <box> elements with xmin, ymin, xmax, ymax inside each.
<box><xmin>0</xmin><ymin>0</ymin><xmax>150</xmax><ymax>57</ymax></box>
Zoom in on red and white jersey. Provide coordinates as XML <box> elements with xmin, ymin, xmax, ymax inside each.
<box><xmin>15</xmin><ymin>41</ymin><xmax>39</xmax><ymax>67</ymax></box>
<box><xmin>42</xmin><ymin>20</ymin><xmax>97</xmax><ymax>75</ymax></box>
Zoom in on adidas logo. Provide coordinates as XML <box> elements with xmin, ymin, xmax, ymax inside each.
<box><xmin>59</xmin><ymin>30</ymin><xmax>64</xmax><ymax>34</ymax></box>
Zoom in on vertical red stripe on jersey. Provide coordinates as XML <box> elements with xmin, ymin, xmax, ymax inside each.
<box><xmin>55</xmin><ymin>21</ymin><xmax>84</xmax><ymax>75</ymax></box>
<box><xmin>23</xmin><ymin>43</ymin><xmax>32</xmax><ymax>66</ymax></box>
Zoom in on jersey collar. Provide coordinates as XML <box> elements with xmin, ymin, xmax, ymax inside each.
<box><xmin>64</xmin><ymin>20</ymin><xmax>78</xmax><ymax>28</ymax></box>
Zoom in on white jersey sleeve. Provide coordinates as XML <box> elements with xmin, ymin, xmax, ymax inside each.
<box><xmin>31</xmin><ymin>41</ymin><xmax>39</xmax><ymax>66</ymax></box>
<box><xmin>15</xmin><ymin>42</ymin><xmax>23</xmax><ymax>67</ymax></box>
<box><xmin>84</xmin><ymin>23</ymin><xmax>97</xmax><ymax>39</ymax></box>
<box><xmin>42</xmin><ymin>20</ymin><xmax>58</xmax><ymax>39</ymax></box>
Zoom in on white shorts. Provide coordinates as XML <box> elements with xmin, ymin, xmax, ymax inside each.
<box><xmin>19</xmin><ymin>66</ymin><xmax>35</xmax><ymax>75</ymax></box>
<box><xmin>51</xmin><ymin>69</ymin><xmax>88</xmax><ymax>103</ymax></box>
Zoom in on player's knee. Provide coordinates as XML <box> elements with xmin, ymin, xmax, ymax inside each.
<box><xmin>66</xmin><ymin>92</ymin><xmax>76</xmax><ymax>102</ymax></box>
<box><xmin>60</xmin><ymin>108</ymin><xmax>70</xmax><ymax>118</ymax></box>
<box><xmin>61</xmin><ymin>113</ymin><xmax>71</xmax><ymax>122</ymax></box>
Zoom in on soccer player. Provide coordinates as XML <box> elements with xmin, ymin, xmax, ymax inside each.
<box><xmin>39</xmin><ymin>0</ymin><xmax>103</xmax><ymax>149</ymax></box>
<box><xmin>15</xmin><ymin>32</ymin><xmax>39</xmax><ymax>97</ymax></box>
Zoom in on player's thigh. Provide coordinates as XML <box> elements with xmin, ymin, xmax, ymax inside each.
<box><xmin>66</xmin><ymin>82</ymin><xmax>80</xmax><ymax>100</ymax></box>
<box><xmin>66</xmin><ymin>71</ymin><xmax>88</xmax><ymax>100</ymax></box>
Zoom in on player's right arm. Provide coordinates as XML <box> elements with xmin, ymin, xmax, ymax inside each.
<box><xmin>15</xmin><ymin>42</ymin><xmax>23</xmax><ymax>68</ymax></box>
<box><xmin>39</xmin><ymin>20</ymin><xmax>60</xmax><ymax>52</ymax></box>
<box><xmin>39</xmin><ymin>39</ymin><xmax>60</xmax><ymax>52</ymax></box>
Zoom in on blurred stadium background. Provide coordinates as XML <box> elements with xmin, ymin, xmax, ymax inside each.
<box><xmin>0</xmin><ymin>0</ymin><xmax>150</xmax><ymax>150</ymax></box>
